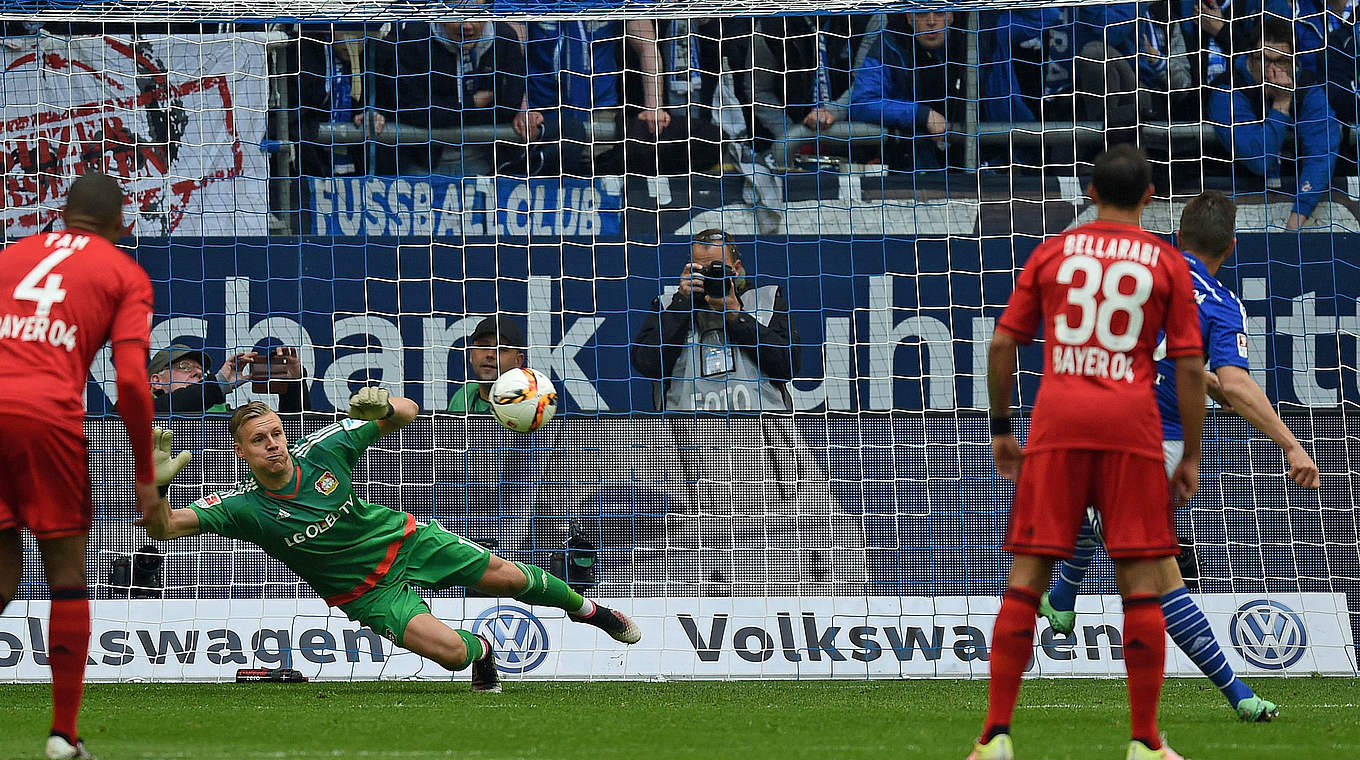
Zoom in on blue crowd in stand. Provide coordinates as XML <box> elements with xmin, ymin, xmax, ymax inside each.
<box><xmin>6</xmin><ymin>1</ymin><xmax>1355</xmax><ymax>227</ymax></box>
<box><xmin>285</xmin><ymin>3</ymin><xmax>1358</xmax><ymax>226</ymax></box>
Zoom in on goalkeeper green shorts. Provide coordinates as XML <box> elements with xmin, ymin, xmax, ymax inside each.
<box><xmin>337</xmin><ymin>521</ymin><xmax>493</xmax><ymax>646</ymax></box>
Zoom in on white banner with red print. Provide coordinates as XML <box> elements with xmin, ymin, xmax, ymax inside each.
<box><xmin>1</xmin><ymin>33</ymin><xmax>268</xmax><ymax>239</ymax></box>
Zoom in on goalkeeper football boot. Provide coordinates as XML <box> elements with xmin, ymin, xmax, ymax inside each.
<box><xmin>1125</xmin><ymin>738</ymin><xmax>1186</xmax><ymax>760</ymax></box>
<box><xmin>1038</xmin><ymin>592</ymin><xmax>1077</xmax><ymax>636</ymax></box>
<box><xmin>1234</xmin><ymin>695</ymin><xmax>1279</xmax><ymax>722</ymax></box>
<box><xmin>470</xmin><ymin>637</ymin><xmax>502</xmax><ymax>694</ymax></box>
<box><xmin>45</xmin><ymin>733</ymin><xmax>95</xmax><ymax>760</ymax></box>
<box><xmin>570</xmin><ymin>604</ymin><xmax>642</xmax><ymax>644</ymax></box>
<box><xmin>965</xmin><ymin>732</ymin><xmax>1013</xmax><ymax>760</ymax></box>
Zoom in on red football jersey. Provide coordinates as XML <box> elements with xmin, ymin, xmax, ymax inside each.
<box><xmin>996</xmin><ymin>220</ymin><xmax>1202</xmax><ymax>458</ymax></box>
<box><xmin>0</xmin><ymin>230</ymin><xmax>153</xmax><ymax>430</ymax></box>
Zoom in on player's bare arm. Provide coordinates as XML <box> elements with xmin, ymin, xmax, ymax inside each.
<box><xmin>1203</xmin><ymin>368</ymin><xmax>1231</xmax><ymax>409</ymax></box>
<box><xmin>1214</xmin><ymin>365</ymin><xmax>1320</xmax><ymax>488</ymax></box>
<box><xmin>1171</xmin><ymin>355</ymin><xmax>1206</xmax><ymax>505</ymax></box>
<box><xmin>986</xmin><ymin>329</ymin><xmax>1023</xmax><ymax>482</ymax></box>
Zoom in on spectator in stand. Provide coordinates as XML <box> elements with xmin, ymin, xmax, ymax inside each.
<box><xmin>678</xmin><ymin>18</ymin><xmax>756</xmax><ymax>140</ymax></box>
<box><xmin>850</xmin><ymin>12</ymin><xmax>1030</xmax><ymax>170</ymax></box>
<box><xmin>848</xmin><ymin>12</ymin><xmax>964</xmax><ymax>169</ymax></box>
<box><xmin>146</xmin><ymin>344</ymin><xmax>308</xmax><ymax>414</ymax></box>
<box><xmin>976</xmin><ymin>9</ymin><xmax>1079</xmax><ymax>168</ymax></box>
<box><xmin>370</xmin><ymin>17</ymin><xmax>526</xmax><ymax>175</ymax></box>
<box><xmin>748</xmin><ymin>14</ymin><xmax>885</xmax><ymax>167</ymax></box>
<box><xmin>1072</xmin><ymin>2</ymin><xmax>1195</xmax><ymax>144</ymax></box>
<box><xmin>1324</xmin><ymin>11</ymin><xmax>1357</xmax><ymax>166</ymax></box>
<box><xmin>515</xmin><ymin>20</ymin><xmax>721</xmax><ymax>176</ymax></box>
<box><xmin>1180</xmin><ymin>0</ymin><xmax>1265</xmax><ymax>91</ymax></box>
<box><xmin>980</xmin><ymin>8</ymin><xmax>1075</xmax><ymax>122</ymax></box>
<box><xmin>1073</xmin><ymin>3</ymin><xmax>1141</xmax><ymax>145</ymax></box>
<box><xmin>1137</xmin><ymin>1</ymin><xmax>1199</xmax><ymax>121</ymax></box>
<box><xmin>298</xmin><ymin>28</ymin><xmax>372</xmax><ymax>177</ymax></box>
<box><xmin>1272</xmin><ymin>0</ymin><xmax>1354</xmax><ymax>77</ymax></box>
<box><xmin>1210</xmin><ymin>16</ymin><xmax>1339</xmax><ymax>228</ymax></box>
<box><xmin>447</xmin><ymin>316</ymin><xmax>527</xmax><ymax>413</ymax></box>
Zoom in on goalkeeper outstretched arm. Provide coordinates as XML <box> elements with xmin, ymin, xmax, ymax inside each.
<box><xmin>140</xmin><ymin>388</ymin><xmax>420</xmax><ymax>541</ymax></box>
<box><xmin>138</xmin><ymin>426</ymin><xmax>199</xmax><ymax>541</ymax></box>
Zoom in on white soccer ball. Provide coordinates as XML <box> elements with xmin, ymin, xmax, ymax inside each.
<box><xmin>489</xmin><ymin>367</ymin><xmax>557</xmax><ymax>433</ymax></box>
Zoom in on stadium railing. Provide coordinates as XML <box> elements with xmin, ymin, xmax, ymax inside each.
<box><xmin>313</xmin><ymin>120</ymin><xmax>622</xmax><ymax>147</ymax></box>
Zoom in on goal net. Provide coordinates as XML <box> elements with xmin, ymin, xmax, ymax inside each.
<box><xmin>0</xmin><ymin>1</ymin><xmax>1357</xmax><ymax>681</ymax></box>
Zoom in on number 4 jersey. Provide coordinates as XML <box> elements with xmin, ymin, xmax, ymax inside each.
<box><xmin>0</xmin><ymin>231</ymin><xmax>154</xmax><ymax>430</ymax></box>
<box><xmin>997</xmin><ymin>220</ymin><xmax>1202</xmax><ymax>459</ymax></box>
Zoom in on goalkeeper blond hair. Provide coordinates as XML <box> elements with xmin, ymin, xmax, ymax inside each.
<box><xmin>230</xmin><ymin>401</ymin><xmax>275</xmax><ymax>442</ymax></box>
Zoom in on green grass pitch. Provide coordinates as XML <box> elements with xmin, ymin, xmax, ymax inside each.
<box><xmin>3</xmin><ymin>679</ymin><xmax>1356</xmax><ymax>759</ymax></box>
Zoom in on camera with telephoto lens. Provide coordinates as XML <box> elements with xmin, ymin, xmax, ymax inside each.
<box><xmin>106</xmin><ymin>545</ymin><xmax>164</xmax><ymax>599</ymax></box>
<box><xmin>549</xmin><ymin>519</ymin><xmax>598</xmax><ymax>592</ymax></box>
<box><xmin>701</xmin><ymin>261</ymin><xmax>737</xmax><ymax>298</ymax></box>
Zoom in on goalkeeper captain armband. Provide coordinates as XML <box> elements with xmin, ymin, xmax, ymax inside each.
<box><xmin>989</xmin><ymin>416</ymin><xmax>1012</xmax><ymax>437</ymax></box>
<box><xmin>236</xmin><ymin>668</ymin><xmax>308</xmax><ymax>683</ymax></box>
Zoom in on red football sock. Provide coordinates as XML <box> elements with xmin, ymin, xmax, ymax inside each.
<box><xmin>982</xmin><ymin>586</ymin><xmax>1040</xmax><ymax>740</ymax></box>
<box><xmin>1123</xmin><ymin>593</ymin><xmax>1166</xmax><ymax>750</ymax></box>
<box><xmin>49</xmin><ymin>588</ymin><xmax>90</xmax><ymax>741</ymax></box>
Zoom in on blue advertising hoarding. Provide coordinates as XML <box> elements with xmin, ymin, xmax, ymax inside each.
<box><xmin>88</xmin><ymin>234</ymin><xmax>1360</xmax><ymax>414</ymax></box>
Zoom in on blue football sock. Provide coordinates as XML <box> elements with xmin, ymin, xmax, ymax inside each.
<box><xmin>1048</xmin><ymin>518</ymin><xmax>1099</xmax><ymax>612</ymax></box>
<box><xmin>1162</xmin><ymin>586</ymin><xmax>1254</xmax><ymax>706</ymax></box>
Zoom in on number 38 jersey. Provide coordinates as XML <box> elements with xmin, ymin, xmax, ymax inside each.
<box><xmin>0</xmin><ymin>231</ymin><xmax>154</xmax><ymax>430</ymax></box>
<box><xmin>997</xmin><ymin>220</ymin><xmax>1202</xmax><ymax>459</ymax></box>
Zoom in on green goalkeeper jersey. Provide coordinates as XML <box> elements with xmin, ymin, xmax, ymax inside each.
<box><xmin>189</xmin><ymin>419</ymin><xmax>416</xmax><ymax>604</ymax></box>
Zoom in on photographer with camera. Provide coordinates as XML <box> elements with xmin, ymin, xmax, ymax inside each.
<box><xmin>631</xmin><ymin>228</ymin><xmax>800</xmax><ymax>412</ymax></box>
<box><xmin>629</xmin><ymin>230</ymin><xmax>862</xmax><ymax>595</ymax></box>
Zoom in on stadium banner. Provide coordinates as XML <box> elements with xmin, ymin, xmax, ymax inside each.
<box><xmin>308</xmin><ymin>176</ymin><xmax>627</xmax><ymax>237</ymax></box>
<box><xmin>304</xmin><ymin>174</ymin><xmax>1360</xmax><ymax>239</ymax></box>
<box><xmin>0</xmin><ymin>34</ymin><xmax>269</xmax><ymax>239</ymax></box>
<box><xmin>89</xmin><ymin>234</ymin><xmax>1360</xmax><ymax>413</ymax></box>
<box><xmin>0</xmin><ymin>595</ymin><xmax>1353</xmax><ymax>682</ymax></box>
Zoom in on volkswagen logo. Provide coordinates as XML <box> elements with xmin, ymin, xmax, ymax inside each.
<box><xmin>1229</xmin><ymin>599</ymin><xmax>1308</xmax><ymax>670</ymax></box>
<box><xmin>472</xmin><ymin>604</ymin><xmax>550</xmax><ymax>675</ymax></box>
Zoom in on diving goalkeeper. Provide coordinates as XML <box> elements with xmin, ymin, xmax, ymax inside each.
<box><xmin>139</xmin><ymin>388</ymin><xmax>640</xmax><ymax>690</ymax></box>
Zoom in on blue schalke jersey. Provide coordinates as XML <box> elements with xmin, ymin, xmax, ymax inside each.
<box><xmin>1155</xmin><ymin>251</ymin><xmax>1251</xmax><ymax>440</ymax></box>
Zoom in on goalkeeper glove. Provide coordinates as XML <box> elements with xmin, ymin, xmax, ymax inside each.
<box><xmin>152</xmin><ymin>427</ymin><xmax>192</xmax><ymax>496</ymax></box>
<box><xmin>348</xmin><ymin>386</ymin><xmax>394</xmax><ymax>420</ymax></box>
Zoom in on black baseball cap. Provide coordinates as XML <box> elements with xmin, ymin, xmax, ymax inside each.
<box><xmin>148</xmin><ymin>344</ymin><xmax>212</xmax><ymax>375</ymax></box>
<box><xmin>468</xmin><ymin>315</ymin><xmax>525</xmax><ymax>350</ymax></box>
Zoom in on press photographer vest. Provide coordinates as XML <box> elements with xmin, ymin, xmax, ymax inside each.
<box><xmin>661</xmin><ymin>285</ymin><xmax>791</xmax><ymax>412</ymax></box>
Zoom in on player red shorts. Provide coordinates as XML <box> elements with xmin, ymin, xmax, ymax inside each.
<box><xmin>1005</xmin><ymin>448</ymin><xmax>1178</xmax><ymax>559</ymax></box>
<box><xmin>0</xmin><ymin>413</ymin><xmax>92</xmax><ymax>540</ymax></box>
